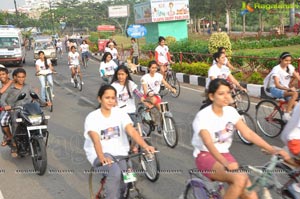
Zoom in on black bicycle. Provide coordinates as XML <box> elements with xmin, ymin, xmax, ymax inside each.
<box><xmin>88</xmin><ymin>150</ymin><xmax>159</xmax><ymax>199</ymax></box>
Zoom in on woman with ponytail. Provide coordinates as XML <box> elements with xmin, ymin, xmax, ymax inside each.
<box><xmin>263</xmin><ymin>52</ymin><xmax>300</xmax><ymax>121</ymax></box>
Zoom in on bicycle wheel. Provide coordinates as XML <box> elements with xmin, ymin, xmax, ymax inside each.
<box><xmin>159</xmin><ymin>84</ymin><xmax>169</xmax><ymax>97</ymax></box>
<box><xmin>83</xmin><ymin>56</ymin><xmax>87</xmax><ymax>69</ymax></box>
<box><xmin>234</xmin><ymin>90</ymin><xmax>250</xmax><ymax>113</ymax></box>
<box><xmin>136</xmin><ymin>105</ymin><xmax>153</xmax><ymax>136</ymax></box>
<box><xmin>264</xmin><ymin>162</ymin><xmax>299</xmax><ymax>199</ymax></box>
<box><xmin>184</xmin><ymin>181</ymin><xmax>213</xmax><ymax>199</ymax></box>
<box><xmin>46</xmin><ymin>86</ymin><xmax>53</xmax><ymax>112</ymax></box>
<box><xmin>255</xmin><ymin>100</ymin><xmax>284</xmax><ymax>138</ymax></box>
<box><xmin>76</xmin><ymin>74</ymin><xmax>82</xmax><ymax>91</ymax></box>
<box><xmin>140</xmin><ymin>140</ymin><xmax>160</xmax><ymax>182</ymax></box>
<box><xmin>168</xmin><ymin>73</ymin><xmax>180</xmax><ymax>98</ymax></box>
<box><xmin>88</xmin><ymin>168</ymin><xmax>106</xmax><ymax>199</ymax></box>
<box><xmin>236</xmin><ymin>112</ymin><xmax>254</xmax><ymax>145</ymax></box>
<box><xmin>162</xmin><ymin>116</ymin><xmax>178</xmax><ymax>148</ymax></box>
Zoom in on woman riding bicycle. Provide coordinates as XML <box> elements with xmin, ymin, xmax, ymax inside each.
<box><xmin>35</xmin><ymin>50</ymin><xmax>55</xmax><ymax>101</ymax></box>
<box><xmin>155</xmin><ymin>36</ymin><xmax>174</xmax><ymax>79</ymax></box>
<box><xmin>206</xmin><ymin>51</ymin><xmax>246</xmax><ymax>93</ymax></box>
<box><xmin>83</xmin><ymin>85</ymin><xmax>155</xmax><ymax>199</ymax></box>
<box><xmin>140</xmin><ymin>60</ymin><xmax>176</xmax><ymax>110</ymax></box>
<box><xmin>192</xmin><ymin>78</ymin><xmax>290</xmax><ymax>199</ymax></box>
<box><xmin>68</xmin><ymin>46</ymin><xmax>83</xmax><ymax>85</ymax></box>
<box><xmin>263</xmin><ymin>52</ymin><xmax>300</xmax><ymax>121</ymax></box>
<box><xmin>99</xmin><ymin>52</ymin><xmax>118</xmax><ymax>85</ymax></box>
<box><xmin>79</xmin><ymin>40</ymin><xmax>89</xmax><ymax>64</ymax></box>
<box><xmin>111</xmin><ymin>65</ymin><xmax>143</xmax><ymax>123</ymax></box>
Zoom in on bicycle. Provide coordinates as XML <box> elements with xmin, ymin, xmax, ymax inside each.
<box><xmin>37</xmin><ymin>70</ymin><xmax>55</xmax><ymax>112</ymax></box>
<box><xmin>136</xmin><ymin>100</ymin><xmax>178</xmax><ymax>148</ymax></box>
<box><xmin>72</xmin><ymin>65</ymin><xmax>83</xmax><ymax>91</ymax></box>
<box><xmin>159</xmin><ymin>64</ymin><xmax>180</xmax><ymax>98</ymax></box>
<box><xmin>182</xmin><ymin>154</ymin><xmax>299</xmax><ymax>199</ymax></box>
<box><xmin>132</xmin><ymin>122</ymin><xmax>160</xmax><ymax>182</ymax></box>
<box><xmin>255</xmin><ymin>97</ymin><xmax>287</xmax><ymax>138</ymax></box>
<box><xmin>82</xmin><ymin>52</ymin><xmax>89</xmax><ymax>69</ymax></box>
<box><xmin>88</xmin><ymin>150</ymin><xmax>159</xmax><ymax>199</ymax></box>
<box><xmin>56</xmin><ymin>47</ymin><xmax>63</xmax><ymax>59</ymax></box>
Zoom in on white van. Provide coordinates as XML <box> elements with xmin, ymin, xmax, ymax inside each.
<box><xmin>0</xmin><ymin>25</ymin><xmax>26</xmax><ymax>66</ymax></box>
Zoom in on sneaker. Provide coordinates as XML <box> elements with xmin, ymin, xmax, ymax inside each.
<box><xmin>81</xmin><ymin>81</ymin><xmax>84</xmax><ymax>85</ymax></box>
<box><xmin>283</xmin><ymin>112</ymin><xmax>291</xmax><ymax>122</ymax></box>
<box><xmin>71</xmin><ymin>78</ymin><xmax>74</xmax><ymax>83</ymax></box>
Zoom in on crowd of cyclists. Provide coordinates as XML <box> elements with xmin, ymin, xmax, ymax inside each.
<box><xmin>1</xmin><ymin>33</ymin><xmax>300</xmax><ymax>198</ymax></box>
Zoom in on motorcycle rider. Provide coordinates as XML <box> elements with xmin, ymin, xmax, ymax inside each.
<box><xmin>0</xmin><ymin>68</ymin><xmax>49</xmax><ymax>157</ymax></box>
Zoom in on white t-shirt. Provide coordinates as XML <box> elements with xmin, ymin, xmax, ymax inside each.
<box><xmin>80</xmin><ymin>44</ymin><xmax>89</xmax><ymax>53</ymax></box>
<box><xmin>281</xmin><ymin>102</ymin><xmax>300</xmax><ymax>145</ymax></box>
<box><xmin>68</xmin><ymin>51</ymin><xmax>80</xmax><ymax>65</ymax></box>
<box><xmin>206</xmin><ymin>64</ymin><xmax>231</xmax><ymax>89</ymax></box>
<box><xmin>191</xmin><ymin>105</ymin><xmax>240</xmax><ymax>157</ymax></box>
<box><xmin>35</xmin><ymin>59</ymin><xmax>52</xmax><ymax>71</ymax></box>
<box><xmin>83</xmin><ymin>107</ymin><xmax>132</xmax><ymax>165</ymax></box>
<box><xmin>111</xmin><ymin>80</ymin><xmax>138</xmax><ymax>113</ymax></box>
<box><xmin>99</xmin><ymin>60</ymin><xmax>118</xmax><ymax>77</ymax></box>
<box><xmin>141</xmin><ymin>73</ymin><xmax>163</xmax><ymax>95</ymax></box>
<box><xmin>263</xmin><ymin>64</ymin><xmax>295</xmax><ymax>96</ymax></box>
<box><xmin>56</xmin><ymin>41</ymin><xmax>62</xmax><ymax>48</ymax></box>
<box><xmin>105</xmin><ymin>48</ymin><xmax>118</xmax><ymax>60</ymax></box>
<box><xmin>155</xmin><ymin>45</ymin><xmax>169</xmax><ymax>65</ymax></box>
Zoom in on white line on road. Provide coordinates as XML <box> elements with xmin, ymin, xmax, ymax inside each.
<box><xmin>0</xmin><ymin>190</ymin><xmax>4</xmax><ymax>199</ymax></box>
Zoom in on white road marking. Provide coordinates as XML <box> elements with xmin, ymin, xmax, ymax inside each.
<box><xmin>0</xmin><ymin>190</ymin><xmax>4</xmax><ymax>199</ymax></box>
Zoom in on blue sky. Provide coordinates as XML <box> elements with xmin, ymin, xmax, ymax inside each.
<box><xmin>0</xmin><ymin>0</ymin><xmax>25</xmax><ymax>10</ymax></box>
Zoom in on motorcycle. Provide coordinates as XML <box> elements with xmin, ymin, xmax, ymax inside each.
<box><xmin>9</xmin><ymin>92</ymin><xmax>50</xmax><ymax>176</ymax></box>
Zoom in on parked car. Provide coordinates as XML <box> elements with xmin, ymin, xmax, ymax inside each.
<box><xmin>34</xmin><ymin>38</ymin><xmax>57</xmax><ymax>65</ymax></box>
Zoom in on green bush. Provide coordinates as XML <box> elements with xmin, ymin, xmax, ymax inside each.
<box><xmin>208</xmin><ymin>32</ymin><xmax>232</xmax><ymax>55</ymax></box>
<box><xmin>172</xmin><ymin>62</ymin><xmax>210</xmax><ymax>76</ymax></box>
<box><xmin>89</xmin><ymin>32</ymin><xmax>100</xmax><ymax>43</ymax></box>
<box><xmin>247</xmin><ymin>72</ymin><xmax>263</xmax><ymax>84</ymax></box>
<box><xmin>165</xmin><ymin>36</ymin><xmax>176</xmax><ymax>45</ymax></box>
<box><xmin>139</xmin><ymin>59</ymin><xmax>152</xmax><ymax>67</ymax></box>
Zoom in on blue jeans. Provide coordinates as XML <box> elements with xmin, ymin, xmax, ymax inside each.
<box><xmin>38</xmin><ymin>75</ymin><xmax>53</xmax><ymax>101</ymax></box>
<box><xmin>269</xmin><ymin>87</ymin><xmax>284</xmax><ymax>99</ymax></box>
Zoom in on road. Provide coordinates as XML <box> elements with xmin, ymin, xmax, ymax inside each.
<box><xmin>0</xmin><ymin>51</ymin><xmax>285</xmax><ymax>199</ymax></box>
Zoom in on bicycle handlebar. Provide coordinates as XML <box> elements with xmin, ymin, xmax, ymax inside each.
<box><xmin>96</xmin><ymin>151</ymin><xmax>159</xmax><ymax>167</ymax></box>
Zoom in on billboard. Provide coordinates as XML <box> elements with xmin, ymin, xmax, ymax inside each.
<box><xmin>108</xmin><ymin>5</ymin><xmax>129</xmax><ymax>18</ymax></box>
<box><xmin>97</xmin><ymin>25</ymin><xmax>115</xmax><ymax>32</ymax></box>
<box><xmin>134</xmin><ymin>0</ymin><xmax>190</xmax><ymax>24</ymax></box>
<box><xmin>134</xmin><ymin>2</ymin><xmax>152</xmax><ymax>24</ymax></box>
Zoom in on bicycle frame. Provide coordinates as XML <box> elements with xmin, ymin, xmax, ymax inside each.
<box><xmin>266</xmin><ymin>100</ymin><xmax>286</xmax><ymax>123</ymax></box>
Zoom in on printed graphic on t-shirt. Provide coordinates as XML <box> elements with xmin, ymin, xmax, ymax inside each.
<box><xmin>100</xmin><ymin>126</ymin><xmax>120</xmax><ymax>140</ymax></box>
<box><xmin>105</xmin><ymin>66</ymin><xmax>114</xmax><ymax>73</ymax></box>
<box><xmin>217</xmin><ymin>74</ymin><xmax>227</xmax><ymax>79</ymax></box>
<box><xmin>119</xmin><ymin>91</ymin><xmax>129</xmax><ymax>102</ymax></box>
<box><xmin>214</xmin><ymin>122</ymin><xmax>235</xmax><ymax>143</ymax></box>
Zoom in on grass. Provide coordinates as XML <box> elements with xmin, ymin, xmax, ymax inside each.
<box><xmin>234</xmin><ymin>45</ymin><xmax>300</xmax><ymax>58</ymax></box>
<box><xmin>111</xmin><ymin>35</ymin><xmax>146</xmax><ymax>49</ymax></box>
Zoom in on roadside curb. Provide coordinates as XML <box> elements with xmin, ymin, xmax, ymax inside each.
<box><xmin>137</xmin><ymin>65</ymin><xmax>267</xmax><ymax>98</ymax></box>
